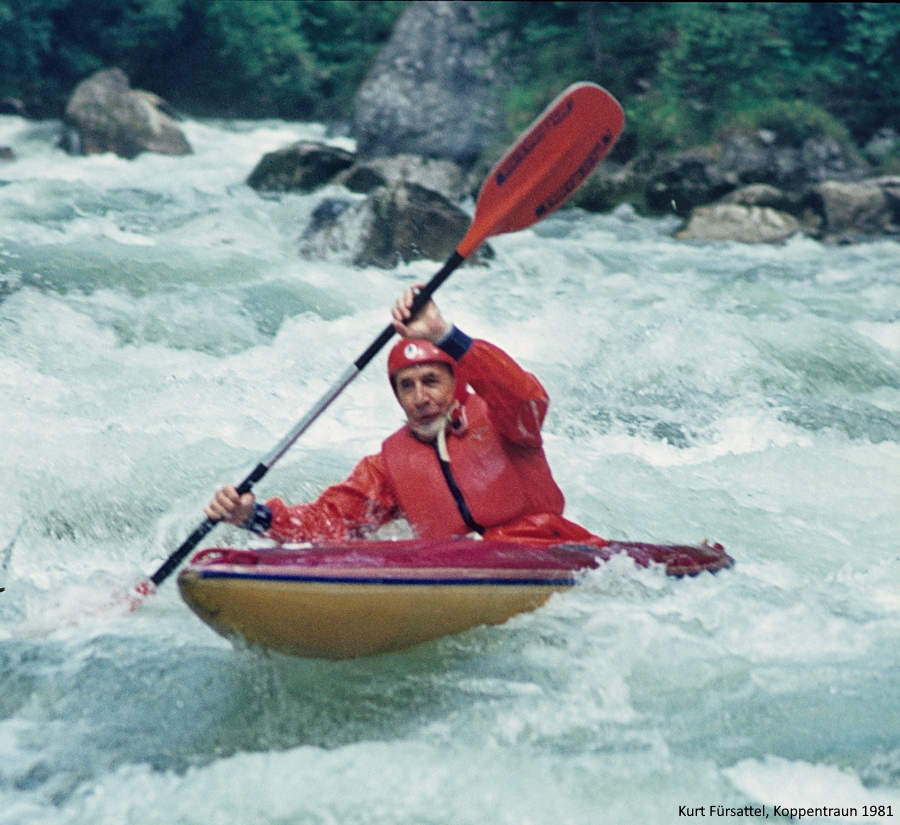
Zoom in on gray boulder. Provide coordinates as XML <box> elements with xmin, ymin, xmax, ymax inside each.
<box><xmin>646</xmin><ymin>146</ymin><xmax>735</xmax><ymax>215</ymax></box>
<box><xmin>0</xmin><ymin>97</ymin><xmax>26</xmax><ymax>116</ymax></box>
<box><xmin>676</xmin><ymin>177</ymin><xmax>900</xmax><ymax>242</ymax></box>
<box><xmin>64</xmin><ymin>68</ymin><xmax>191</xmax><ymax>159</ymax></box>
<box><xmin>352</xmin><ymin>0</ymin><xmax>510</xmax><ymax>167</ymax></box>
<box><xmin>246</xmin><ymin>141</ymin><xmax>355</xmax><ymax>193</ymax></box>
<box><xmin>878</xmin><ymin>176</ymin><xmax>900</xmax><ymax>223</ymax></box>
<box><xmin>675</xmin><ymin>204</ymin><xmax>800</xmax><ymax>244</ymax></box>
<box><xmin>720</xmin><ymin>183</ymin><xmax>798</xmax><ymax>212</ymax></box>
<box><xmin>300</xmin><ymin>181</ymin><xmax>488</xmax><ymax>268</ymax></box>
<box><xmin>863</xmin><ymin>128</ymin><xmax>900</xmax><ymax>168</ymax></box>
<box><xmin>335</xmin><ymin>153</ymin><xmax>471</xmax><ymax>201</ymax></box>
<box><xmin>647</xmin><ymin>132</ymin><xmax>867</xmax><ymax>216</ymax></box>
<box><xmin>719</xmin><ymin>132</ymin><xmax>864</xmax><ymax>188</ymax></box>
<box><xmin>806</xmin><ymin>179</ymin><xmax>900</xmax><ymax>237</ymax></box>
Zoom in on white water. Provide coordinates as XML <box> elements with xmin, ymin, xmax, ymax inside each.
<box><xmin>1</xmin><ymin>115</ymin><xmax>898</xmax><ymax>825</ymax></box>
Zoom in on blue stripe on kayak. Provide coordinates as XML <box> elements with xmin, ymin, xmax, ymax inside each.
<box><xmin>192</xmin><ymin>570</ymin><xmax>578</xmax><ymax>587</ymax></box>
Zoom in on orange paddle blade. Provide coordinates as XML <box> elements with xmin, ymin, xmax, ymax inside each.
<box><xmin>457</xmin><ymin>82</ymin><xmax>624</xmax><ymax>259</ymax></box>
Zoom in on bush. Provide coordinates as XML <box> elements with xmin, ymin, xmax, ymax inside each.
<box><xmin>0</xmin><ymin>0</ymin><xmax>407</xmax><ymax>119</ymax></box>
<box><xmin>3</xmin><ymin>0</ymin><xmax>900</xmax><ymax>156</ymax></box>
<box><xmin>483</xmin><ymin>2</ymin><xmax>900</xmax><ymax>162</ymax></box>
<box><xmin>717</xmin><ymin>100</ymin><xmax>854</xmax><ymax>147</ymax></box>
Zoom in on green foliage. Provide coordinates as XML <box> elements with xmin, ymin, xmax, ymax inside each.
<box><xmin>718</xmin><ymin>100</ymin><xmax>853</xmax><ymax>147</ymax></box>
<box><xmin>185</xmin><ymin>0</ymin><xmax>406</xmax><ymax>118</ymax></box>
<box><xmin>484</xmin><ymin>1</ymin><xmax>900</xmax><ymax>160</ymax></box>
<box><xmin>299</xmin><ymin>0</ymin><xmax>406</xmax><ymax>108</ymax></box>
<box><xmin>479</xmin><ymin>1</ymin><xmax>593</xmax><ymax>132</ymax></box>
<box><xmin>2</xmin><ymin>0</ymin><xmax>899</xmax><ymax>163</ymax></box>
<box><xmin>1</xmin><ymin>0</ymin><xmax>406</xmax><ymax>118</ymax></box>
<box><xmin>49</xmin><ymin>0</ymin><xmax>185</xmax><ymax>86</ymax></box>
<box><xmin>193</xmin><ymin>0</ymin><xmax>316</xmax><ymax>116</ymax></box>
<box><xmin>653</xmin><ymin>3</ymin><xmax>790</xmax><ymax>142</ymax></box>
<box><xmin>0</xmin><ymin>0</ymin><xmax>67</xmax><ymax>105</ymax></box>
<box><xmin>775</xmin><ymin>2</ymin><xmax>900</xmax><ymax>142</ymax></box>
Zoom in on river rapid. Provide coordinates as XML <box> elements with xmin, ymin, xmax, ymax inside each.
<box><xmin>1</xmin><ymin>115</ymin><xmax>898</xmax><ymax>825</ymax></box>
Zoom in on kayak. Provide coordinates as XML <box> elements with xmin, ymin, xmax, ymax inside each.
<box><xmin>178</xmin><ymin>538</ymin><xmax>733</xmax><ymax>659</ymax></box>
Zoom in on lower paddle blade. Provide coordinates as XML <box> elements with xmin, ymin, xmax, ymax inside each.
<box><xmin>125</xmin><ymin>578</ymin><xmax>157</xmax><ymax>611</ymax></box>
<box><xmin>457</xmin><ymin>82</ymin><xmax>624</xmax><ymax>259</ymax></box>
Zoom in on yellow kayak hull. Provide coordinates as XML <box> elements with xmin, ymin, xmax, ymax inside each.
<box><xmin>179</xmin><ymin>573</ymin><xmax>564</xmax><ymax>659</ymax></box>
<box><xmin>178</xmin><ymin>539</ymin><xmax>733</xmax><ymax>659</ymax></box>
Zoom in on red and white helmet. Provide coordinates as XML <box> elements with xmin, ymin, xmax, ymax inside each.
<box><xmin>387</xmin><ymin>338</ymin><xmax>455</xmax><ymax>379</ymax></box>
<box><xmin>387</xmin><ymin>337</ymin><xmax>469</xmax><ymax>411</ymax></box>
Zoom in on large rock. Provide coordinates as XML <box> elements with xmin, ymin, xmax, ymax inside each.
<box><xmin>719</xmin><ymin>132</ymin><xmax>864</xmax><ymax>188</ymax></box>
<box><xmin>64</xmin><ymin>68</ymin><xmax>191</xmax><ymax>159</ymax></box>
<box><xmin>647</xmin><ymin>132</ymin><xmax>867</xmax><ymax>216</ymax></box>
<box><xmin>675</xmin><ymin>203</ymin><xmax>800</xmax><ymax>243</ymax></box>
<box><xmin>0</xmin><ymin>97</ymin><xmax>26</xmax><ymax>116</ymax></box>
<box><xmin>246</xmin><ymin>141</ymin><xmax>355</xmax><ymax>193</ymax></box>
<box><xmin>675</xmin><ymin>177</ymin><xmax>900</xmax><ymax>242</ymax></box>
<box><xmin>335</xmin><ymin>153</ymin><xmax>471</xmax><ymax>201</ymax></box>
<box><xmin>878</xmin><ymin>176</ymin><xmax>900</xmax><ymax>222</ymax></box>
<box><xmin>863</xmin><ymin>128</ymin><xmax>900</xmax><ymax>167</ymax></box>
<box><xmin>352</xmin><ymin>0</ymin><xmax>509</xmax><ymax>167</ymax></box>
<box><xmin>720</xmin><ymin>183</ymin><xmax>798</xmax><ymax>212</ymax></box>
<box><xmin>646</xmin><ymin>146</ymin><xmax>735</xmax><ymax>215</ymax></box>
<box><xmin>806</xmin><ymin>179</ymin><xmax>900</xmax><ymax>237</ymax></box>
<box><xmin>300</xmin><ymin>181</ymin><xmax>488</xmax><ymax>268</ymax></box>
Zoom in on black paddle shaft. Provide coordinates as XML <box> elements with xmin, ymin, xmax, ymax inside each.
<box><xmin>148</xmin><ymin>251</ymin><xmax>465</xmax><ymax>588</ymax></box>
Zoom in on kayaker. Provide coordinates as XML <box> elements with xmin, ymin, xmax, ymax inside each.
<box><xmin>205</xmin><ymin>287</ymin><xmax>608</xmax><ymax>548</ymax></box>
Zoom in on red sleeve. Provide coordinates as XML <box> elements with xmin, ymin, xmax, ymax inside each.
<box><xmin>458</xmin><ymin>339</ymin><xmax>549</xmax><ymax>448</ymax></box>
<box><xmin>264</xmin><ymin>453</ymin><xmax>401</xmax><ymax>543</ymax></box>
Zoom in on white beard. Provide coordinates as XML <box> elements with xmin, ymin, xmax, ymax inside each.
<box><xmin>407</xmin><ymin>414</ymin><xmax>447</xmax><ymax>443</ymax></box>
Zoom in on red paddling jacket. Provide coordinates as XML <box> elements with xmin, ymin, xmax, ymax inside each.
<box><xmin>261</xmin><ymin>331</ymin><xmax>606</xmax><ymax>548</ymax></box>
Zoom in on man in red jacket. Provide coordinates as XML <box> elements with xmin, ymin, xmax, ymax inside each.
<box><xmin>205</xmin><ymin>287</ymin><xmax>607</xmax><ymax>548</ymax></box>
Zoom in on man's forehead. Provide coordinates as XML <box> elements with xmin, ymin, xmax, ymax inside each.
<box><xmin>395</xmin><ymin>362</ymin><xmax>454</xmax><ymax>382</ymax></box>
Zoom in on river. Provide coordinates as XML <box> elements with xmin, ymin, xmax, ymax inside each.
<box><xmin>1</xmin><ymin>115</ymin><xmax>898</xmax><ymax>825</ymax></box>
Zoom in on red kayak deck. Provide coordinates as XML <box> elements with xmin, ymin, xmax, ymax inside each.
<box><xmin>178</xmin><ymin>538</ymin><xmax>733</xmax><ymax>658</ymax></box>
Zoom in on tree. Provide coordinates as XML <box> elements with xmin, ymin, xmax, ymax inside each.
<box><xmin>168</xmin><ymin>0</ymin><xmax>406</xmax><ymax>119</ymax></box>
<box><xmin>0</xmin><ymin>0</ymin><xmax>67</xmax><ymax>111</ymax></box>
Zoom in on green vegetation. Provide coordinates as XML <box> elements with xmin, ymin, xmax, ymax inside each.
<box><xmin>1</xmin><ymin>1</ymin><xmax>897</xmax><ymax>164</ymax></box>
<box><xmin>717</xmin><ymin>100</ymin><xmax>853</xmax><ymax>147</ymax></box>
<box><xmin>0</xmin><ymin>0</ymin><xmax>407</xmax><ymax>119</ymax></box>
<box><xmin>487</xmin><ymin>2</ymin><xmax>900</xmax><ymax>162</ymax></box>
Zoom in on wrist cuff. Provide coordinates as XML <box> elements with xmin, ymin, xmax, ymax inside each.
<box><xmin>436</xmin><ymin>325</ymin><xmax>473</xmax><ymax>361</ymax></box>
<box><xmin>243</xmin><ymin>503</ymin><xmax>272</xmax><ymax>535</ymax></box>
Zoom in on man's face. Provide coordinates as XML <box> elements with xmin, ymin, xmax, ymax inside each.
<box><xmin>394</xmin><ymin>362</ymin><xmax>456</xmax><ymax>442</ymax></box>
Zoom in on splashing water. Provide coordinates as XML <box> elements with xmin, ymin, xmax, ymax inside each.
<box><xmin>1</xmin><ymin>114</ymin><xmax>898</xmax><ymax>825</ymax></box>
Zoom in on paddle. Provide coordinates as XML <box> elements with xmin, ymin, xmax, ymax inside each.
<box><xmin>129</xmin><ymin>81</ymin><xmax>623</xmax><ymax>606</ymax></box>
